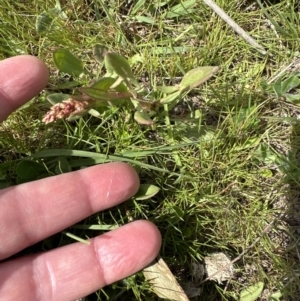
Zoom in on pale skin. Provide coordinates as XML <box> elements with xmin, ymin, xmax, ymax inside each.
<box><xmin>0</xmin><ymin>55</ymin><xmax>162</xmax><ymax>301</ymax></box>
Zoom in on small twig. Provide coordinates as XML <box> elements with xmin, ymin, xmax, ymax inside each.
<box><xmin>202</xmin><ymin>0</ymin><xmax>267</xmax><ymax>55</ymax></box>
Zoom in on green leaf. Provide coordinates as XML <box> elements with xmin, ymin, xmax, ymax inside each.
<box><xmin>91</xmin><ymin>77</ymin><xmax>117</xmax><ymax>91</ymax></box>
<box><xmin>239</xmin><ymin>282</ymin><xmax>264</xmax><ymax>301</ymax></box>
<box><xmin>260</xmin><ymin>79</ymin><xmax>270</xmax><ymax>91</ymax></box>
<box><xmin>104</xmin><ymin>52</ymin><xmax>135</xmax><ymax>79</ymax></box>
<box><xmin>79</xmin><ymin>87</ymin><xmax>131</xmax><ymax>102</ymax></box>
<box><xmin>54</xmin><ymin>0</ymin><xmax>67</xmax><ymax>19</ymax></box>
<box><xmin>285</xmin><ymin>93</ymin><xmax>300</xmax><ymax>103</ymax></box>
<box><xmin>165</xmin><ymin>0</ymin><xmax>196</xmax><ymax>18</ymax></box>
<box><xmin>156</xmin><ymin>85</ymin><xmax>180</xmax><ymax>94</ymax></box>
<box><xmin>53</xmin><ymin>49</ymin><xmax>83</xmax><ymax>76</ymax></box>
<box><xmin>183</xmin><ymin>227</ymin><xmax>192</xmax><ymax>238</ymax></box>
<box><xmin>88</xmin><ymin>108</ymin><xmax>101</xmax><ymax>117</ymax></box>
<box><xmin>16</xmin><ymin>160</ymin><xmax>46</xmax><ymax>180</ymax></box>
<box><xmin>270</xmin><ymin>291</ymin><xmax>282</xmax><ymax>301</ymax></box>
<box><xmin>35</xmin><ymin>7</ymin><xmax>60</xmax><ymax>33</ymax></box>
<box><xmin>259</xmin><ymin>168</ymin><xmax>273</xmax><ymax>178</ymax></box>
<box><xmin>55</xmin><ymin>157</ymin><xmax>71</xmax><ymax>174</ymax></box>
<box><xmin>47</xmin><ymin>93</ymin><xmax>70</xmax><ymax>105</ymax></box>
<box><xmin>160</xmin><ymin>91</ymin><xmax>181</xmax><ymax>104</ymax></box>
<box><xmin>131</xmin><ymin>98</ymin><xmax>159</xmax><ymax>112</ymax></box>
<box><xmin>54</xmin><ymin>0</ymin><xmax>62</xmax><ymax>10</ymax></box>
<box><xmin>56</xmin><ymin>81</ymin><xmax>80</xmax><ymax>89</ymax></box>
<box><xmin>273</xmin><ymin>78</ymin><xmax>283</xmax><ymax>98</ymax></box>
<box><xmin>135</xmin><ymin>184</ymin><xmax>160</xmax><ymax>200</ymax></box>
<box><xmin>254</xmin><ymin>143</ymin><xmax>277</xmax><ymax>165</ymax></box>
<box><xmin>131</xmin><ymin>0</ymin><xmax>147</xmax><ymax>15</ymax></box>
<box><xmin>173</xmin><ymin>205</ymin><xmax>184</xmax><ymax>219</ymax></box>
<box><xmin>67</xmin><ymin>114</ymin><xmax>85</xmax><ymax>121</ymax></box>
<box><xmin>134</xmin><ymin>16</ymin><xmax>156</xmax><ymax>24</ymax></box>
<box><xmin>180</xmin><ymin>66</ymin><xmax>220</xmax><ymax>92</ymax></box>
<box><xmin>134</xmin><ymin>111</ymin><xmax>154</xmax><ymax>125</ymax></box>
<box><xmin>129</xmin><ymin>53</ymin><xmax>144</xmax><ymax>65</ymax></box>
<box><xmin>93</xmin><ymin>44</ymin><xmax>108</xmax><ymax>63</ymax></box>
<box><xmin>90</xmin><ymin>77</ymin><xmax>128</xmax><ymax>92</ymax></box>
<box><xmin>281</xmin><ymin>75</ymin><xmax>300</xmax><ymax>93</ymax></box>
<box><xmin>0</xmin><ymin>179</ymin><xmax>10</xmax><ymax>189</ymax></box>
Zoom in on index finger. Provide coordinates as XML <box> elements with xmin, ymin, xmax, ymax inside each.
<box><xmin>0</xmin><ymin>162</ymin><xmax>140</xmax><ymax>260</ymax></box>
<box><xmin>0</xmin><ymin>55</ymin><xmax>49</xmax><ymax>122</ymax></box>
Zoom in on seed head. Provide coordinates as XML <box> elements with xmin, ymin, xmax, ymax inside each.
<box><xmin>42</xmin><ymin>98</ymin><xmax>94</xmax><ymax>124</ymax></box>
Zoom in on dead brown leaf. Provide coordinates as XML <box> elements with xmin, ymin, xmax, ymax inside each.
<box><xmin>143</xmin><ymin>256</ymin><xmax>190</xmax><ymax>301</ymax></box>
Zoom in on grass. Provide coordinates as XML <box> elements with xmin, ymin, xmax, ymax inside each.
<box><xmin>1</xmin><ymin>0</ymin><xmax>300</xmax><ymax>300</ymax></box>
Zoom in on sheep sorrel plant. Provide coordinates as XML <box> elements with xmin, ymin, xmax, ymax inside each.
<box><xmin>43</xmin><ymin>45</ymin><xmax>219</xmax><ymax>126</ymax></box>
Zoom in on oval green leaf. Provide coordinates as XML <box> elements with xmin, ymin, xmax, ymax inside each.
<box><xmin>183</xmin><ymin>227</ymin><xmax>192</xmax><ymax>238</ymax></box>
<box><xmin>285</xmin><ymin>93</ymin><xmax>300</xmax><ymax>103</ymax></box>
<box><xmin>91</xmin><ymin>78</ymin><xmax>128</xmax><ymax>93</ymax></box>
<box><xmin>135</xmin><ymin>184</ymin><xmax>160</xmax><ymax>200</ymax></box>
<box><xmin>57</xmin><ymin>81</ymin><xmax>80</xmax><ymax>89</ymax></box>
<box><xmin>281</xmin><ymin>75</ymin><xmax>300</xmax><ymax>93</ymax></box>
<box><xmin>156</xmin><ymin>85</ymin><xmax>180</xmax><ymax>94</ymax></box>
<box><xmin>160</xmin><ymin>91</ymin><xmax>181</xmax><ymax>105</ymax></box>
<box><xmin>0</xmin><ymin>179</ymin><xmax>10</xmax><ymax>189</ymax></box>
<box><xmin>55</xmin><ymin>157</ymin><xmax>71</xmax><ymax>174</ymax></box>
<box><xmin>273</xmin><ymin>78</ymin><xmax>283</xmax><ymax>98</ymax></box>
<box><xmin>35</xmin><ymin>7</ymin><xmax>60</xmax><ymax>33</ymax></box>
<box><xmin>91</xmin><ymin>77</ymin><xmax>117</xmax><ymax>91</ymax></box>
<box><xmin>165</xmin><ymin>0</ymin><xmax>196</xmax><ymax>18</ymax></box>
<box><xmin>67</xmin><ymin>114</ymin><xmax>85</xmax><ymax>121</ymax></box>
<box><xmin>79</xmin><ymin>87</ymin><xmax>131</xmax><ymax>102</ymax></box>
<box><xmin>88</xmin><ymin>108</ymin><xmax>101</xmax><ymax>117</ymax></box>
<box><xmin>180</xmin><ymin>66</ymin><xmax>220</xmax><ymax>92</ymax></box>
<box><xmin>134</xmin><ymin>111</ymin><xmax>154</xmax><ymax>125</ymax></box>
<box><xmin>173</xmin><ymin>205</ymin><xmax>184</xmax><ymax>219</ymax></box>
<box><xmin>16</xmin><ymin>160</ymin><xmax>46</xmax><ymax>180</ymax></box>
<box><xmin>104</xmin><ymin>52</ymin><xmax>135</xmax><ymax>79</ymax></box>
<box><xmin>53</xmin><ymin>49</ymin><xmax>83</xmax><ymax>76</ymax></box>
<box><xmin>134</xmin><ymin>15</ymin><xmax>156</xmax><ymax>24</ymax></box>
<box><xmin>93</xmin><ymin>44</ymin><xmax>109</xmax><ymax>63</ymax></box>
<box><xmin>270</xmin><ymin>291</ymin><xmax>282</xmax><ymax>301</ymax></box>
<box><xmin>36</xmin><ymin>11</ymin><xmax>54</xmax><ymax>33</ymax></box>
<box><xmin>47</xmin><ymin>93</ymin><xmax>70</xmax><ymax>105</ymax></box>
<box><xmin>239</xmin><ymin>282</ymin><xmax>264</xmax><ymax>301</ymax></box>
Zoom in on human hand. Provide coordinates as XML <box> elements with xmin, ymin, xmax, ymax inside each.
<box><xmin>0</xmin><ymin>56</ymin><xmax>161</xmax><ymax>301</ymax></box>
